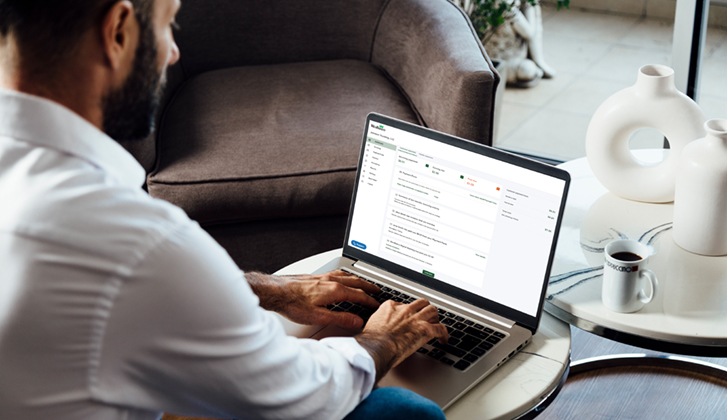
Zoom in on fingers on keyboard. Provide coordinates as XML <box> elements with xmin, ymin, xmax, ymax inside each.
<box><xmin>335</xmin><ymin>271</ymin><xmax>510</xmax><ymax>371</ymax></box>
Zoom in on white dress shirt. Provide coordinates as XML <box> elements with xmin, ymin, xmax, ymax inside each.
<box><xmin>0</xmin><ymin>89</ymin><xmax>374</xmax><ymax>420</ymax></box>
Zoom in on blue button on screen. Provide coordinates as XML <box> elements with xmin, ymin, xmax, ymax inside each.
<box><xmin>351</xmin><ymin>240</ymin><xmax>367</xmax><ymax>250</ymax></box>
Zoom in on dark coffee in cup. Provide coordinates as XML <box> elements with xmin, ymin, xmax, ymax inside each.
<box><xmin>610</xmin><ymin>251</ymin><xmax>642</xmax><ymax>262</ymax></box>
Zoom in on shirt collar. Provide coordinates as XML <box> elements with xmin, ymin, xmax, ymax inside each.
<box><xmin>0</xmin><ymin>88</ymin><xmax>146</xmax><ymax>189</ymax></box>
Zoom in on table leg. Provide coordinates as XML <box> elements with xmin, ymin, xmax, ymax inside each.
<box><xmin>569</xmin><ymin>353</ymin><xmax>727</xmax><ymax>380</ymax></box>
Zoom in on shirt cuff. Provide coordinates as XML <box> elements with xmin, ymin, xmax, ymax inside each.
<box><xmin>320</xmin><ymin>336</ymin><xmax>376</xmax><ymax>401</ymax></box>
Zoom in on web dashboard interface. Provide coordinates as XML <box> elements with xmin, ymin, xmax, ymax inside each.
<box><xmin>348</xmin><ymin>119</ymin><xmax>567</xmax><ymax>317</ymax></box>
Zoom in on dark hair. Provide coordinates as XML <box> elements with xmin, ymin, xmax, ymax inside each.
<box><xmin>0</xmin><ymin>0</ymin><xmax>153</xmax><ymax>75</ymax></box>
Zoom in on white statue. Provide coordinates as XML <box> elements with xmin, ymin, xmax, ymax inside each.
<box><xmin>459</xmin><ymin>0</ymin><xmax>556</xmax><ymax>88</ymax></box>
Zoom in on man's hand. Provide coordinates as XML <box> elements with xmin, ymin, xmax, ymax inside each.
<box><xmin>245</xmin><ymin>270</ymin><xmax>380</xmax><ymax>329</ymax></box>
<box><xmin>355</xmin><ymin>299</ymin><xmax>449</xmax><ymax>382</ymax></box>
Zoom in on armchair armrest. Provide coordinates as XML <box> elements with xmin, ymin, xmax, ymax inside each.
<box><xmin>371</xmin><ymin>0</ymin><xmax>499</xmax><ymax>145</ymax></box>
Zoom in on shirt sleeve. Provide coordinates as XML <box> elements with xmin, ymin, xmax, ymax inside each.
<box><xmin>91</xmin><ymin>220</ymin><xmax>375</xmax><ymax>420</ymax></box>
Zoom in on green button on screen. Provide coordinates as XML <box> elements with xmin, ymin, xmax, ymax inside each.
<box><xmin>422</xmin><ymin>270</ymin><xmax>435</xmax><ymax>277</ymax></box>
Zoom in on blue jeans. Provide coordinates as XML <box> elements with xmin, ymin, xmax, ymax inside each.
<box><xmin>343</xmin><ymin>387</ymin><xmax>446</xmax><ymax>420</ymax></box>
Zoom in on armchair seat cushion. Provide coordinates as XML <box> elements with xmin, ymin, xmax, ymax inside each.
<box><xmin>148</xmin><ymin>59</ymin><xmax>419</xmax><ymax>225</ymax></box>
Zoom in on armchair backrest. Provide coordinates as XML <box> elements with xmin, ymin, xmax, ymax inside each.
<box><xmin>119</xmin><ymin>0</ymin><xmax>498</xmax><ymax>175</ymax></box>
<box><xmin>174</xmin><ymin>0</ymin><xmax>388</xmax><ymax>79</ymax></box>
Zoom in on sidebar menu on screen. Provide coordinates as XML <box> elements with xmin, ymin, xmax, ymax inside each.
<box><xmin>350</xmin><ymin>134</ymin><xmax>398</xmax><ymax>256</ymax></box>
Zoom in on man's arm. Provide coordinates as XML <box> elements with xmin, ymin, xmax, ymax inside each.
<box><xmin>96</xmin><ymin>217</ymin><xmax>446</xmax><ymax>420</ymax></box>
<box><xmin>96</xmin><ymin>223</ymin><xmax>379</xmax><ymax>420</ymax></box>
<box><xmin>245</xmin><ymin>271</ymin><xmax>448</xmax><ymax>383</ymax></box>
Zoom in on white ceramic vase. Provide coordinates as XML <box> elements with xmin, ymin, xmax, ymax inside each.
<box><xmin>673</xmin><ymin>119</ymin><xmax>727</xmax><ymax>256</ymax></box>
<box><xmin>585</xmin><ymin>65</ymin><xmax>706</xmax><ymax>203</ymax></box>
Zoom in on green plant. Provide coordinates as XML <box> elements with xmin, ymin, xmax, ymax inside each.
<box><xmin>454</xmin><ymin>0</ymin><xmax>570</xmax><ymax>44</ymax></box>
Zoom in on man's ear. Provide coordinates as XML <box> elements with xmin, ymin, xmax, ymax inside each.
<box><xmin>100</xmin><ymin>0</ymin><xmax>138</xmax><ymax>72</ymax></box>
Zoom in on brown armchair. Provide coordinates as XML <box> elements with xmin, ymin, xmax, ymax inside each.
<box><xmin>121</xmin><ymin>0</ymin><xmax>499</xmax><ymax>273</ymax></box>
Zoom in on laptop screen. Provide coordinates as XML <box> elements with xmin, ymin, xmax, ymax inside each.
<box><xmin>344</xmin><ymin>114</ymin><xmax>570</xmax><ymax>330</ymax></box>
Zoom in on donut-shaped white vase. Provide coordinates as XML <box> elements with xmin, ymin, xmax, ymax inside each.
<box><xmin>585</xmin><ymin>65</ymin><xmax>706</xmax><ymax>203</ymax></box>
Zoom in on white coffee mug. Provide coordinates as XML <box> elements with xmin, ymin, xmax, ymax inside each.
<box><xmin>602</xmin><ymin>240</ymin><xmax>658</xmax><ymax>313</ymax></box>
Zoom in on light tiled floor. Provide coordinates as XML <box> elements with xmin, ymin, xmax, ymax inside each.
<box><xmin>495</xmin><ymin>7</ymin><xmax>727</xmax><ymax>161</ymax></box>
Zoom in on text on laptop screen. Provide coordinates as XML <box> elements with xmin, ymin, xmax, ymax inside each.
<box><xmin>348</xmin><ymin>120</ymin><xmax>566</xmax><ymax>317</ymax></box>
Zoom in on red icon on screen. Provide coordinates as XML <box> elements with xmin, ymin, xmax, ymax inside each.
<box><xmin>496</xmin><ymin>187</ymin><xmax>500</xmax><ymax>191</ymax></box>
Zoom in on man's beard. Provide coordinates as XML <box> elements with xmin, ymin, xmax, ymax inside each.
<box><xmin>101</xmin><ymin>21</ymin><xmax>165</xmax><ymax>142</ymax></box>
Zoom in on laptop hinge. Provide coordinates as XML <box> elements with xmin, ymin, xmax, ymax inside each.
<box><xmin>516</xmin><ymin>321</ymin><xmax>537</xmax><ymax>335</ymax></box>
<box><xmin>352</xmin><ymin>261</ymin><xmax>515</xmax><ymax>330</ymax></box>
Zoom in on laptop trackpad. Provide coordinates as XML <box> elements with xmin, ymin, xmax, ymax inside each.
<box><xmin>311</xmin><ymin>324</ymin><xmax>462</xmax><ymax>408</ymax></box>
<box><xmin>310</xmin><ymin>325</ymin><xmax>448</xmax><ymax>382</ymax></box>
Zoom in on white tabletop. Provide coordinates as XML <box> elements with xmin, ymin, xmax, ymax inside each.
<box><xmin>547</xmin><ymin>149</ymin><xmax>727</xmax><ymax>353</ymax></box>
<box><xmin>274</xmin><ymin>249</ymin><xmax>571</xmax><ymax>420</ymax></box>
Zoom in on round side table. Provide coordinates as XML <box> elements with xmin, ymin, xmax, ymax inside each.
<box><xmin>275</xmin><ymin>249</ymin><xmax>572</xmax><ymax>420</ymax></box>
<box><xmin>546</xmin><ymin>149</ymin><xmax>727</xmax><ymax>357</ymax></box>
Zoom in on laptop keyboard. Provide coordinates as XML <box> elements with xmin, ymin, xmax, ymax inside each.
<box><xmin>327</xmin><ymin>270</ymin><xmax>508</xmax><ymax>372</ymax></box>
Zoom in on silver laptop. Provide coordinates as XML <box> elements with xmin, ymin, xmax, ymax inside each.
<box><xmin>307</xmin><ymin>113</ymin><xmax>570</xmax><ymax>409</ymax></box>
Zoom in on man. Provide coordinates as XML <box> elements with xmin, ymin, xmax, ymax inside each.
<box><xmin>0</xmin><ymin>0</ymin><xmax>449</xmax><ymax>419</ymax></box>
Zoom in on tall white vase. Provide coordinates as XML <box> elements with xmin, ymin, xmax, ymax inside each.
<box><xmin>673</xmin><ymin>119</ymin><xmax>727</xmax><ymax>256</ymax></box>
<box><xmin>585</xmin><ymin>65</ymin><xmax>706</xmax><ymax>203</ymax></box>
